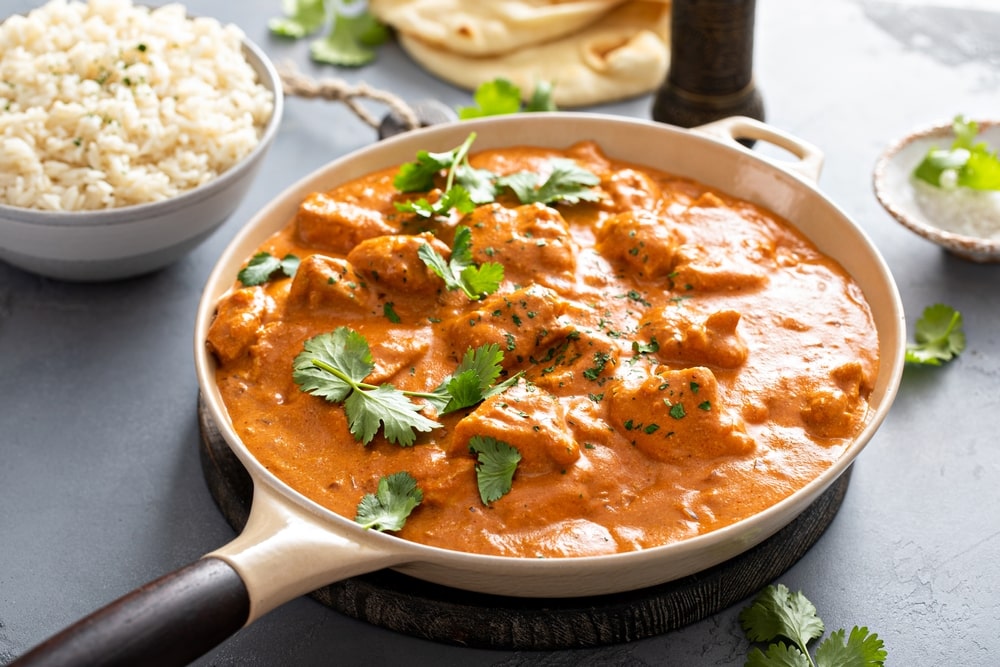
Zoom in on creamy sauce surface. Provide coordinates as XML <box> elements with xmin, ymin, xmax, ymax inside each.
<box><xmin>207</xmin><ymin>141</ymin><xmax>878</xmax><ymax>558</ymax></box>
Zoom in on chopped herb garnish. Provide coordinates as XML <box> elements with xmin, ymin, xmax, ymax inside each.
<box><xmin>354</xmin><ymin>471</ymin><xmax>423</xmax><ymax>532</ymax></box>
<box><xmin>669</xmin><ymin>403</ymin><xmax>686</xmax><ymax>420</ymax></box>
<box><xmin>383</xmin><ymin>302</ymin><xmax>401</xmax><ymax>323</ymax></box>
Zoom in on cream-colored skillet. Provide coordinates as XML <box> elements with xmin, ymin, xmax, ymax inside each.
<box><xmin>13</xmin><ymin>114</ymin><xmax>906</xmax><ymax>666</ymax></box>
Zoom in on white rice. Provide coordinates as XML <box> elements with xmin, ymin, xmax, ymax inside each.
<box><xmin>0</xmin><ymin>0</ymin><xmax>274</xmax><ymax>211</ymax></box>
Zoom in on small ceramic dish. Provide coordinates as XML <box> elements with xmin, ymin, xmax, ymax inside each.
<box><xmin>0</xmin><ymin>37</ymin><xmax>283</xmax><ymax>282</ymax></box>
<box><xmin>873</xmin><ymin>119</ymin><xmax>1000</xmax><ymax>263</ymax></box>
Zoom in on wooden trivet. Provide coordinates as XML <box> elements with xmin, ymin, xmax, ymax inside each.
<box><xmin>197</xmin><ymin>396</ymin><xmax>851</xmax><ymax>650</ymax></box>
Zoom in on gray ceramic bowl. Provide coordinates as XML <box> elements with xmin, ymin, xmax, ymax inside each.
<box><xmin>0</xmin><ymin>37</ymin><xmax>283</xmax><ymax>282</ymax></box>
<box><xmin>874</xmin><ymin>119</ymin><xmax>1000</xmax><ymax>263</ymax></box>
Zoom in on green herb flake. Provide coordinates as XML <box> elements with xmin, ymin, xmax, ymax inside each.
<box><xmin>669</xmin><ymin>403</ymin><xmax>686</xmax><ymax>420</ymax></box>
<box><xmin>383</xmin><ymin>302</ymin><xmax>401</xmax><ymax>323</ymax></box>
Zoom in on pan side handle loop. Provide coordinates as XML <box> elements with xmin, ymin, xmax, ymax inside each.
<box><xmin>10</xmin><ymin>557</ymin><xmax>249</xmax><ymax>667</ymax></box>
<box><xmin>207</xmin><ymin>482</ymin><xmax>407</xmax><ymax>624</ymax></box>
<box><xmin>692</xmin><ymin>116</ymin><xmax>825</xmax><ymax>183</ymax></box>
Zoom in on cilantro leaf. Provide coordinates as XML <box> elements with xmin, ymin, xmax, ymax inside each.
<box><xmin>740</xmin><ymin>585</ymin><xmax>887</xmax><ymax>667</ymax></box>
<box><xmin>237</xmin><ymin>252</ymin><xmax>300</xmax><ymax>286</ymax></box>
<box><xmin>418</xmin><ymin>226</ymin><xmax>504</xmax><ymax>300</ymax></box>
<box><xmin>746</xmin><ymin>643</ymin><xmax>812</xmax><ymax>667</ymax></box>
<box><xmin>394</xmin><ymin>148</ymin><xmax>461</xmax><ymax>193</ymax></box>
<box><xmin>309</xmin><ymin>0</ymin><xmax>387</xmax><ymax>67</ymax></box>
<box><xmin>813</xmin><ymin>627</ymin><xmax>887</xmax><ymax>666</ymax></box>
<box><xmin>292</xmin><ymin>328</ymin><xmax>440</xmax><ymax>445</ymax></box>
<box><xmin>344</xmin><ymin>384</ymin><xmax>437</xmax><ymax>446</ymax></box>
<box><xmin>395</xmin><ymin>185</ymin><xmax>475</xmax><ymax>219</ymax></box>
<box><xmin>268</xmin><ymin>0</ymin><xmax>326</xmax><ymax>38</ymax></box>
<box><xmin>458</xmin><ymin>78</ymin><xmax>523</xmax><ymax>119</ymax></box>
<box><xmin>354</xmin><ymin>471</ymin><xmax>423</xmax><ymax>532</ymax></box>
<box><xmin>468</xmin><ymin>436</ymin><xmax>521</xmax><ymax>504</ymax></box>
<box><xmin>454</xmin><ymin>164</ymin><xmax>499</xmax><ymax>204</ymax></box>
<box><xmin>905</xmin><ymin>303</ymin><xmax>965</xmax><ymax>365</ymax></box>
<box><xmin>498</xmin><ymin>158</ymin><xmax>601</xmax><ymax>205</ymax></box>
<box><xmin>740</xmin><ymin>584</ymin><xmax>825</xmax><ymax>655</ymax></box>
<box><xmin>525</xmin><ymin>80</ymin><xmax>557</xmax><ymax>112</ymax></box>
<box><xmin>913</xmin><ymin>115</ymin><xmax>1000</xmax><ymax>190</ymax></box>
<box><xmin>457</xmin><ymin>78</ymin><xmax>559</xmax><ymax>118</ymax></box>
<box><xmin>426</xmin><ymin>344</ymin><xmax>520</xmax><ymax>414</ymax></box>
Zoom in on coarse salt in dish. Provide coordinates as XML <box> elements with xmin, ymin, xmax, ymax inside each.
<box><xmin>0</xmin><ymin>0</ymin><xmax>275</xmax><ymax>211</ymax></box>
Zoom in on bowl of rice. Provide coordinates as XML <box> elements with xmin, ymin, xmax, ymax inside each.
<box><xmin>873</xmin><ymin>118</ymin><xmax>1000</xmax><ymax>263</ymax></box>
<box><xmin>0</xmin><ymin>0</ymin><xmax>283</xmax><ymax>281</ymax></box>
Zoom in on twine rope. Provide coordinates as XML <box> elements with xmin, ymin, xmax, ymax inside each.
<box><xmin>278</xmin><ymin>63</ymin><xmax>421</xmax><ymax>131</ymax></box>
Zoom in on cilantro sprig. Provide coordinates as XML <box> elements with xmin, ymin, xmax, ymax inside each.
<box><xmin>394</xmin><ymin>133</ymin><xmax>601</xmax><ymax>218</ymax></box>
<box><xmin>457</xmin><ymin>78</ymin><xmax>557</xmax><ymax>119</ymax></box>
<box><xmin>740</xmin><ymin>584</ymin><xmax>887</xmax><ymax>667</ymax></box>
<box><xmin>418</xmin><ymin>226</ymin><xmax>504</xmax><ymax>300</ymax></box>
<box><xmin>913</xmin><ymin>115</ymin><xmax>1000</xmax><ymax>190</ymax></box>
<box><xmin>292</xmin><ymin>327</ymin><xmax>516</xmax><ymax>445</ymax></box>
<box><xmin>237</xmin><ymin>251</ymin><xmax>300</xmax><ymax>286</ymax></box>
<box><xmin>498</xmin><ymin>158</ymin><xmax>602</xmax><ymax>205</ymax></box>
<box><xmin>269</xmin><ymin>0</ymin><xmax>388</xmax><ymax>67</ymax></box>
<box><xmin>469</xmin><ymin>435</ymin><xmax>521</xmax><ymax>504</ymax></box>
<box><xmin>905</xmin><ymin>303</ymin><xmax>966</xmax><ymax>365</ymax></box>
<box><xmin>354</xmin><ymin>471</ymin><xmax>423</xmax><ymax>532</ymax></box>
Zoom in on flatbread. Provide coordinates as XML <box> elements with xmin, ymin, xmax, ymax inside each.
<box><xmin>396</xmin><ymin>0</ymin><xmax>671</xmax><ymax>108</ymax></box>
<box><xmin>369</xmin><ymin>0</ymin><xmax>628</xmax><ymax>57</ymax></box>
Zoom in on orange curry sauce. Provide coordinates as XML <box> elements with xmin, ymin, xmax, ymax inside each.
<box><xmin>206</xmin><ymin>141</ymin><xmax>878</xmax><ymax>558</ymax></box>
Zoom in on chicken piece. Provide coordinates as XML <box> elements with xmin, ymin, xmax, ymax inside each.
<box><xmin>442</xmin><ymin>284</ymin><xmax>577</xmax><ymax>371</ymax></box>
<box><xmin>206</xmin><ymin>286</ymin><xmax>273</xmax><ymax>364</ymax></box>
<box><xmin>284</xmin><ymin>254</ymin><xmax>378</xmax><ymax>318</ymax></box>
<box><xmin>799</xmin><ymin>361</ymin><xmax>871</xmax><ymax>439</ymax></box>
<box><xmin>600</xmin><ymin>167</ymin><xmax>663</xmax><ymax>213</ymax></box>
<box><xmin>294</xmin><ymin>192</ymin><xmax>396</xmax><ymax>254</ymax></box>
<box><xmin>595</xmin><ymin>209</ymin><xmax>683</xmax><ymax>281</ymax></box>
<box><xmin>606</xmin><ymin>366</ymin><xmax>754</xmax><ymax>463</ymax></box>
<box><xmin>346</xmin><ymin>232</ymin><xmax>449</xmax><ymax>296</ymax></box>
<box><xmin>451</xmin><ymin>381</ymin><xmax>580</xmax><ymax>475</ymax></box>
<box><xmin>462</xmin><ymin>202</ymin><xmax>578</xmax><ymax>288</ymax></box>
<box><xmin>646</xmin><ymin>307</ymin><xmax>749</xmax><ymax>369</ymax></box>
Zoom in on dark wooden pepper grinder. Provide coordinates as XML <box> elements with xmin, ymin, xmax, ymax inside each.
<box><xmin>652</xmin><ymin>0</ymin><xmax>764</xmax><ymax>129</ymax></box>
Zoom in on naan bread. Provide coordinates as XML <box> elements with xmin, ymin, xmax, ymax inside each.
<box><xmin>369</xmin><ymin>0</ymin><xmax>628</xmax><ymax>57</ymax></box>
<box><xmin>396</xmin><ymin>0</ymin><xmax>671</xmax><ymax>108</ymax></box>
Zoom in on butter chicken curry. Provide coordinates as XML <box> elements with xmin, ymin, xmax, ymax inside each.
<box><xmin>206</xmin><ymin>137</ymin><xmax>878</xmax><ymax>558</ymax></box>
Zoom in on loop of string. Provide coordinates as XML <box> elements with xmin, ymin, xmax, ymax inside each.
<box><xmin>278</xmin><ymin>63</ymin><xmax>421</xmax><ymax>132</ymax></box>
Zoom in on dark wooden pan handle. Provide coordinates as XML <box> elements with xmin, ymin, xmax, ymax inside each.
<box><xmin>10</xmin><ymin>557</ymin><xmax>249</xmax><ymax>667</ymax></box>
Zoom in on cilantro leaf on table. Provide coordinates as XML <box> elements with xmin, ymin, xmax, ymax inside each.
<box><xmin>740</xmin><ymin>584</ymin><xmax>887</xmax><ymax>667</ymax></box>
<box><xmin>354</xmin><ymin>471</ymin><xmax>423</xmax><ymax>532</ymax></box>
<box><xmin>457</xmin><ymin>79</ymin><xmax>523</xmax><ymax>119</ymax></box>
<box><xmin>426</xmin><ymin>344</ymin><xmax>520</xmax><ymax>414</ymax></box>
<box><xmin>270</xmin><ymin>0</ymin><xmax>388</xmax><ymax>67</ymax></box>
<box><xmin>292</xmin><ymin>327</ymin><xmax>440</xmax><ymax>445</ymax></box>
<box><xmin>418</xmin><ymin>225</ymin><xmax>504</xmax><ymax>300</ymax></box>
<box><xmin>269</xmin><ymin>0</ymin><xmax>326</xmax><ymax>38</ymax></box>
<box><xmin>913</xmin><ymin>115</ymin><xmax>1000</xmax><ymax>190</ymax></box>
<box><xmin>457</xmin><ymin>78</ymin><xmax>558</xmax><ymax>119</ymax></box>
<box><xmin>498</xmin><ymin>158</ymin><xmax>601</xmax><ymax>205</ymax></box>
<box><xmin>905</xmin><ymin>303</ymin><xmax>965</xmax><ymax>365</ymax></box>
<box><xmin>310</xmin><ymin>2</ymin><xmax>387</xmax><ymax>67</ymax></box>
<box><xmin>237</xmin><ymin>251</ymin><xmax>300</xmax><ymax>286</ymax></box>
<box><xmin>468</xmin><ymin>435</ymin><xmax>521</xmax><ymax>504</ymax></box>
